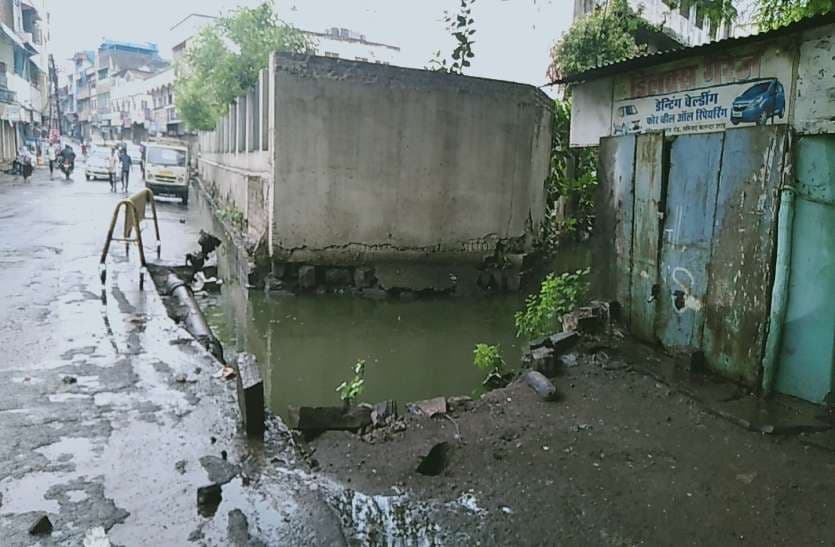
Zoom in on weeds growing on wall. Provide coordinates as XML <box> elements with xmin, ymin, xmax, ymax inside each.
<box><xmin>427</xmin><ymin>0</ymin><xmax>477</xmax><ymax>74</ymax></box>
<box><xmin>541</xmin><ymin>98</ymin><xmax>599</xmax><ymax>252</ymax></box>
<box><xmin>217</xmin><ymin>206</ymin><xmax>246</xmax><ymax>231</ymax></box>
<box><xmin>514</xmin><ymin>268</ymin><xmax>590</xmax><ymax>339</ymax></box>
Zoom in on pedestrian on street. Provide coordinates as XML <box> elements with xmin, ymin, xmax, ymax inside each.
<box><xmin>119</xmin><ymin>147</ymin><xmax>132</xmax><ymax>192</ymax></box>
<box><xmin>108</xmin><ymin>147</ymin><xmax>119</xmax><ymax>192</ymax></box>
<box><xmin>47</xmin><ymin>144</ymin><xmax>57</xmax><ymax>179</ymax></box>
<box><xmin>19</xmin><ymin>147</ymin><xmax>33</xmax><ymax>183</ymax></box>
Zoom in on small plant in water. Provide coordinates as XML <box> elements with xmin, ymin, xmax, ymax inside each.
<box><xmin>336</xmin><ymin>359</ymin><xmax>366</xmax><ymax>410</ymax></box>
<box><xmin>514</xmin><ymin>268</ymin><xmax>590</xmax><ymax>339</ymax></box>
<box><xmin>473</xmin><ymin>343</ymin><xmax>506</xmax><ymax>388</ymax></box>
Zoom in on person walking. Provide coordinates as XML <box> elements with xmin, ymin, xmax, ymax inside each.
<box><xmin>47</xmin><ymin>144</ymin><xmax>57</xmax><ymax>179</ymax></box>
<box><xmin>20</xmin><ymin>147</ymin><xmax>33</xmax><ymax>182</ymax></box>
<box><xmin>108</xmin><ymin>147</ymin><xmax>119</xmax><ymax>192</ymax></box>
<box><xmin>119</xmin><ymin>147</ymin><xmax>132</xmax><ymax>192</ymax></box>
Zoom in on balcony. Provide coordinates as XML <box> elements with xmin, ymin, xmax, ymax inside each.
<box><xmin>0</xmin><ymin>87</ymin><xmax>14</xmax><ymax>104</ymax></box>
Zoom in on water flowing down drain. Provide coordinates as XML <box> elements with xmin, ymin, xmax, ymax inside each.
<box><xmin>274</xmin><ymin>468</ymin><xmax>452</xmax><ymax>545</ymax></box>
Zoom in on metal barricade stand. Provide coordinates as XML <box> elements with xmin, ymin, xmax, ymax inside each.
<box><xmin>99</xmin><ymin>188</ymin><xmax>161</xmax><ymax>291</ymax></box>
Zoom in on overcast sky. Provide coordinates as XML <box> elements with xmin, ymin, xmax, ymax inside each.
<box><xmin>49</xmin><ymin>0</ymin><xmax>572</xmax><ymax>89</ymax></box>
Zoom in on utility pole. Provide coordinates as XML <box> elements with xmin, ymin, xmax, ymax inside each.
<box><xmin>48</xmin><ymin>54</ymin><xmax>62</xmax><ymax>139</ymax></box>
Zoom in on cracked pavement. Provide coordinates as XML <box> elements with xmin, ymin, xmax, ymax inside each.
<box><xmin>0</xmin><ymin>165</ymin><xmax>345</xmax><ymax>546</ymax></box>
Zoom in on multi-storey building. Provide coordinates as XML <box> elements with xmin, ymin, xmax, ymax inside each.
<box><xmin>304</xmin><ymin>27</ymin><xmax>401</xmax><ymax>64</ymax></box>
<box><xmin>61</xmin><ymin>14</ymin><xmax>402</xmax><ymax>145</ymax></box>
<box><xmin>90</xmin><ymin>40</ymin><xmax>167</xmax><ymax>143</ymax></box>
<box><xmin>0</xmin><ymin>0</ymin><xmax>49</xmax><ymax>163</ymax></box>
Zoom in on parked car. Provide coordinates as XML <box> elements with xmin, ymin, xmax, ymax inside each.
<box><xmin>85</xmin><ymin>147</ymin><xmax>113</xmax><ymax>181</ymax></box>
<box><xmin>731</xmin><ymin>79</ymin><xmax>785</xmax><ymax>126</ymax></box>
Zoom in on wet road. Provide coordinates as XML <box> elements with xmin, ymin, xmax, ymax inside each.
<box><xmin>0</xmin><ymin>165</ymin><xmax>345</xmax><ymax>545</ymax></box>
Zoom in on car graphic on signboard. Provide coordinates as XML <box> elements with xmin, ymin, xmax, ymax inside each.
<box><xmin>730</xmin><ymin>79</ymin><xmax>785</xmax><ymax>126</ymax></box>
<box><xmin>613</xmin><ymin>104</ymin><xmax>641</xmax><ymax>135</ymax></box>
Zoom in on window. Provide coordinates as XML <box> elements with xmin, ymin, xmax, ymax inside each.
<box><xmin>679</xmin><ymin>0</ymin><xmax>691</xmax><ymax>19</ymax></box>
<box><xmin>146</xmin><ymin>147</ymin><xmax>186</xmax><ymax>167</ymax></box>
<box><xmin>694</xmin><ymin>7</ymin><xmax>704</xmax><ymax>29</ymax></box>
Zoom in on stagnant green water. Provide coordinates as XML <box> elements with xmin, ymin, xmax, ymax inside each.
<box><xmin>202</xmin><ymin>288</ymin><xmax>525</xmax><ymax>419</ymax></box>
<box><xmin>186</xmin><ymin>186</ymin><xmax>590</xmax><ymax>420</ymax></box>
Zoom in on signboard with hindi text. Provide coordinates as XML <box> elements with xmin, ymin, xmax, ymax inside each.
<box><xmin>611</xmin><ymin>44</ymin><xmax>794</xmax><ymax>137</ymax></box>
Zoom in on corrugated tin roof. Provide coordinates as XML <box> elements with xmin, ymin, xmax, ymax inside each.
<box><xmin>551</xmin><ymin>10</ymin><xmax>835</xmax><ymax>85</ymax></box>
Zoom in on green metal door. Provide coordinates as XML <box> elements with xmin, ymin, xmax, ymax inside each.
<box><xmin>703</xmin><ymin>127</ymin><xmax>786</xmax><ymax>385</ymax></box>
<box><xmin>775</xmin><ymin>136</ymin><xmax>835</xmax><ymax>403</ymax></box>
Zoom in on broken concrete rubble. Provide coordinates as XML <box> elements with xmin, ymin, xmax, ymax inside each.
<box><xmin>234</xmin><ymin>352</ymin><xmax>265</xmax><ymax>437</ymax></box>
<box><xmin>561</xmin><ymin>301</ymin><xmax>611</xmax><ymax>334</ymax></box>
<box><xmin>288</xmin><ymin>405</ymin><xmax>372</xmax><ymax>434</ymax></box>
<box><xmin>371</xmin><ymin>400</ymin><xmax>398</xmax><ymax>427</ymax></box>
<box><xmin>28</xmin><ymin>514</ymin><xmax>52</xmax><ymax>535</ymax></box>
<box><xmin>524</xmin><ymin>371</ymin><xmax>557</xmax><ymax>401</ymax></box>
<box><xmin>447</xmin><ymin>396</ymin><xmax>473</xmax><ymax>412</ymax></box>
<box><xmin>524</xmin><ymin>346</ymin><xmax>558</xmax><ymax>377</ymax></box>
<box><xmin>407</xmin><ymin>397</ymin><xmax>448</xmax><ymax>418</ymax></box>
<box><xmin>197</xmin><ymin>484</ymin><xmax>223</xmax><ymax>518</ymax></box>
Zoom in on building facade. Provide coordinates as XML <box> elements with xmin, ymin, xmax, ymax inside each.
<box><xmin>566</xmin><ymin>13</ymin><xmax>835</xmax><ymax>405</ymax></box>
<box><xmin>0</xmin><ymin>0</ymin><xmax>49</xmax><ymax>163</ymax></box>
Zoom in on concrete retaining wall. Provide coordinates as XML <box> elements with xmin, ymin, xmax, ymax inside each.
<box><xmin>271</xmin><ymin>53</ymin><xmax>552</xmax><ymax>265</ymax></box>
<box><xmin>198</xmin><ymin>53</ymin><xmax>553</xmax><ymax>282</ymax></box>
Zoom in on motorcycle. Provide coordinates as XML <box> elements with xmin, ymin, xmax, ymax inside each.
<box><xmin>59</xmin><ymin>158</ymin><xmax>74</xmax><ymax>181</ymax></box>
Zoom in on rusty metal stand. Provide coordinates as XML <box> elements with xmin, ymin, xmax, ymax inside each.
<box><xmin>100</xmin><ymin>189</ymin><xmax>161</xmax><ymax>291</ymax></box>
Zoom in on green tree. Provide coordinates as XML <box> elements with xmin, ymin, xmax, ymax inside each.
<box><xmin>756</xmin><ymin>0</ymin><xmax>833</xmax><ymax>31</ymax></box>
<box><xmin>176</xmin><ymin>1</ymin><xmax>309</xmax><ymax>131</ymax></box>
<box><xmin>547</xmin><ymin>0</ymin><xmax>649</xmax><ymax>81</ymax></box>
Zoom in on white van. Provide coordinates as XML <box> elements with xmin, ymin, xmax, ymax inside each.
<box><xmin>143</xmin><ymin>141</ymin><xmax>189</xmax><ymax>204</ymax></box>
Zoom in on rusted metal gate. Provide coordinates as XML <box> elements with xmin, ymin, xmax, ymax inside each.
<box><xmin>703</xmin><ymin>127</ymin><xmax>786</xmax><ymax>384</ymax></box>
<box><xmin>593</xmin><ymin>126</ymin><xmax>789</xmax><ymax>386</ymax></box>
<box><xmin>593</xmin><ymin>135</ymin><xmax>635</xmax><ymax>326</ymax></box>
<box><xmin>775</xmin><ymin>135</ymin><xmax>835</xmax><ymax>402</ymax></box>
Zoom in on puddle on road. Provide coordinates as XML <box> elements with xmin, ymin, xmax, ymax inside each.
<box><xmin>203</xmin><ymin>288</ymin><xmax>524</xmax><ymax>419</ymax></box>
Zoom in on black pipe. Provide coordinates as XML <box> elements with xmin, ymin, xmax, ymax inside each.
<box><xmin>150</xmin><ymin>266</ymin><xmax>226</xmax><ymax>364</ymax></box>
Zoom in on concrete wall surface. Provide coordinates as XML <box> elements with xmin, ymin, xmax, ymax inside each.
<box><xmin>271</xmin><ymin>53</ymin><xmax>551</xmax><ymax>264</ymax></box>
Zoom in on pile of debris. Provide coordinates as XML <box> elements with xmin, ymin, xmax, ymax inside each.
<box><xmin>519</xmin><ymin>300</ymin><xmax>616</xmax><ymax>401</ymax></box>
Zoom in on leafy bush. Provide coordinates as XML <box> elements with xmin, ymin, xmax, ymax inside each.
<box><xmin>473</xmin><ymin>343</ymin><xmax>506</xmax><ymax>387</ymax></box>
<box><xmin>514</xmin><ymin>269</ymin><xmax>590</xmax><ymax>339</ymax></box>
<box><xmin>336</xmin><ymin>359</ymin><xmax>366</xmax><ymax>408</ymax></box>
